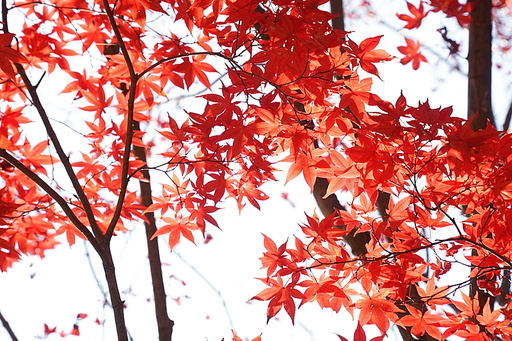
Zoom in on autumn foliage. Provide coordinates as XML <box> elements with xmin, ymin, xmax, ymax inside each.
<box><xmin>1</xmin><ymin>0</ymin><xmax>512</xmax><ymax>340</ymax></box>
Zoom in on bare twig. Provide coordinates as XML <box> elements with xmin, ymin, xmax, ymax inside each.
<box><xmin>174</xmin><ymin>251</ymin><xmax>235</xmax><ymax>330</ymax></box>
<box><xmin>0</xmin><ymin>311</ymin><xmax>18</xmax><ymax>341</ymax></box>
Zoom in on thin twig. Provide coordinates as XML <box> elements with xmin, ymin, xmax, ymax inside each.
<box><xmin>174</xmin><ymin>251</ymin><xmax>235</xmax><ymax>330</ymax></box>
<box><xmin>0</xmin><ymin>311</ymin><xmax>18</xmax><ymax>341</ymax></box>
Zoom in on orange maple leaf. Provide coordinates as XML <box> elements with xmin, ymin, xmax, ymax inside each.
<box><xmin>231</xmin><ymin>330</ymin><xmax>262</xmax><ymax>341</ymax></box>
<box><xmin>355</xmin><ymin>289</ymin><xmax>402</xmax><ymax>333</ymax></box>
<box><xmin>152</xmin><ymin>216</ymin><xmax>200</xmax><ymax>248</ymax></box>
<box><xmin>397</xmin><ymin>304</ymin><xmax>444</xmax><ymax>339</ymax></box>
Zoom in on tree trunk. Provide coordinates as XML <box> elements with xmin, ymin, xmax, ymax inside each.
<box><xmin>100</xmin><ymin>245</ymin><xmax>129</xmax><ymax>341</ymax></box>
<box><xmin>468</xmin><ymin>0</ymin><xmax>494</xmax><ymax>130</ymax></box>
<box><xmin>467</xmin><ymin>0</ymin><xmax>496</xmax><ymax>324</ymax></box>
<box><xmin>133</xmin><ymin>122</ymin><xmax>174</xmax><ymax>341</ymax></box>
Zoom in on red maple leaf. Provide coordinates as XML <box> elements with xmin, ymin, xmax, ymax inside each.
<box><xmin>348</xmin><ymin>36</ymin><xmax>394</xmax><ymax>78</ymax></box>
<box><xmin>397</xmin><ymin>2</ymin><xmax>428</xmax><ymax>29</ymax></box>
<box><xmin>398</xmin><ymin>38</ymin><xmax>428</xmax><ymax>70</ymax></box>
<box><xmin>174</xmin><ymin>56</ymin><xmax>217</xmax><ymax>88</ymax></box>
<box><xmin>43</xmin><ymin>324</ymin><xmax>57</xmax><ymax>335</ymax></box>
<box><xmin>337</xmin><ymin>323</ymin><xmax>385</xmax><ymax>341</ymax></box>
<box><xmin>259</xmin><ymin>234</ymin><xmax>290</xmax><ymax>276</ymax></box>
<box><xmin>152</xmin><ymin>216</ymin><xmax>200</xmax><ymax>248</ymax></box>
<box><xmin>252</xmin><ymin>276</ymin><xmax>305</xmax><ymax>323</ymax></box>
<box><xmin>0</xmin><ymin>33</ymin><xmax>29</xmax><ymax>79</ymax></box>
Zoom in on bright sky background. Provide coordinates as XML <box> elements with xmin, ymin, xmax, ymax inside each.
<box><xmin>1</xmin><ymin>1</ymin><xmax>511</xmax><ymax>340</ymax></box>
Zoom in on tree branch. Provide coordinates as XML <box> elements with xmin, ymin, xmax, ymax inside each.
<box><xmin>0</xmin><ymin>149</ymin><xmax>100</xmax><ymax>250</ymax></box>
<box><xmin>0</xmin><ymin>311</ymin><xmax>18</xmax><ymax>341</ymax></box>
<box><xmin>102</xmin><ymin>0</ymin><xmax>138</xmax><ymax>241</ymax></box>
<box><xmin>13</xmin><ymin>64</ymin><xmax>103</xmax><ymax>238</ymax></box>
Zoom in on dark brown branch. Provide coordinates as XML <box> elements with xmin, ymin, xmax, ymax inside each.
<box><xmin>467</xmin><ymin>0</ymin><xmax>495</xmax><ymax>130</ymax></box>
<box><xmin>0</xmin><ymin>149</ymin><xmax>100</xmax><ymax>250</ymax></box>
<box><xmin>132</xmin><ymin>122</ymin><xmax>173</xmax><ymax>341</ymax></box>
<box><xmin>102</xmin><ymin>0</ymin><xmax>138</xmax><ymax>241</ymax></box>
<box><xmin>14</xmin><ymin>64</ymin><xmax>103</xmax><ymax>238</ymax></box>
<box><xmin>313</xmin><ymin>177</ymin><xmax>370</xmax><ymax>256</ymax></box>
<box><xmin>100</xmin><ymin>245</ymin><xmax>128</xmax><ymax>341</ymax></box>
<box><xmin>330</xmin><ymin>0</ymin><xmax>345</xmax><ymax>34</ymax></box>
<box><xmin>101</xmin><ymin>3</ymin><xmax>173</xmax><ymax>338</ymax></box>
<box><xmin>95</xmin><ymin>3</ymin><xmax>141</xmax><ymax>340</ymax></box>
<box><xmin>0</xmin><ymin>311</ymin><xmax>18</xmax><ymax>341</ymax></box>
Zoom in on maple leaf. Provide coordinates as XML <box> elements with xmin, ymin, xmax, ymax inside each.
<box><xmin>397</xmin><ymin>2</ymin><xmax>427</xmax><ymax>29</ymax></box>
<box><xmin>231</xmin><ymin>330</ymin><xmax>262</xmax><ymax>341</ymax></box>
<box><xmin>0</xmin><ymin>198</ymin><xmax>21</xmax><ymax>226</ymax></box>
<box><xmin>19</xmin><ymin>140</ymin><xmax>59</xmax><ymax>175</ymax></box>
<box><xmin>415</xmin><ymin>278</ymin><xmax>451</xmax><ymax>307</ymax></box>
<box><xmin>476</xmin><ymin>300</ymin><xmax>504</xmax><ymax>329</ymax></box>
<box><xmin>398</xmin><ymin>38</ymin><xmax>428</xmax><ymax>70</ymax></box>
<box><xmin>0</xmin><ymin>33</ymin><xmax>29</xmax><ymax>79</ymax></box>
<box><xmin>345</xmin><ymin>144</ymin><xmax>376</xmax><ymax>163</ymax></box>
<box><xmin>430</xmin><ymin>0</ymin><xmax>474</xmax><ymax>26</ymax></box>
<box><xmin>349</xmin><ymin>36</ymin><xmax>394</xmax><ymax>78</ymax></box>
<box><xmin>44</xmin><ymin>324</ymin><xmax>57</xmax><ymax>335</ymax></box>
<box><xmin>174</xmin><ymin>56</ymin><xmax>217</xmax><ymax>88</ymax></box>
<box><xmin>355</xmin><ymin>289</ymin><xmax>402</xmax><ymax>333</ymax></box>
<box><xmin>152</xmin><ymin>216</ymin><xmax>200</xmax><ymax>248</ymax></box>
<box><xmin>386</xmin><ymin>196</ymin><xmax>411</xmax><ymax>223</ymax></box>
<box><xmin>299</xmin><ymin>212</ymin><xmax>346</xmax><ymax>245</ymax></box>
<box><xmin>415</xmin><ymin>206</ymin><xmax>451</xmax><ymax>229</ymax></box>
<box><xmin>259</xmin><ymin>234</ymin><xmax>290</xmax><ymax>276</ymax></box>
<box><xmin>252</xmin><ymin>276</ymin><xmax>305</xmax><ymax>323</ymax></box>
<box><xmin>337</xmin><ymin>324</ymin><xmax>385</xmax><ymax>341</ymax></box>
<box><xmin>285</xmin><ymin>152</ymin><xmax>317</xmax><ymax>190</ymax></box>
<box><xmin>397</xmin><ymin>305</ymin><xmax>444</xmax><ymax>339</ymax></box>
<box><xmin>299</xmin><ymin>274</ymin><xmax>355</xmax><ymax>313</ymax></box>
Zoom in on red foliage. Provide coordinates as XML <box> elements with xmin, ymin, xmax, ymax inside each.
<box><xmin>0</xmin><ymin>0</ymin><xmax>511</xmax><ymax>340</ymax></box>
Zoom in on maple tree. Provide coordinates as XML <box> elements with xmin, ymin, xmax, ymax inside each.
<box><xmin>1</xmin><ymin>0</ymin><xmax>512</xmax><ymax>340</ymax></box>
